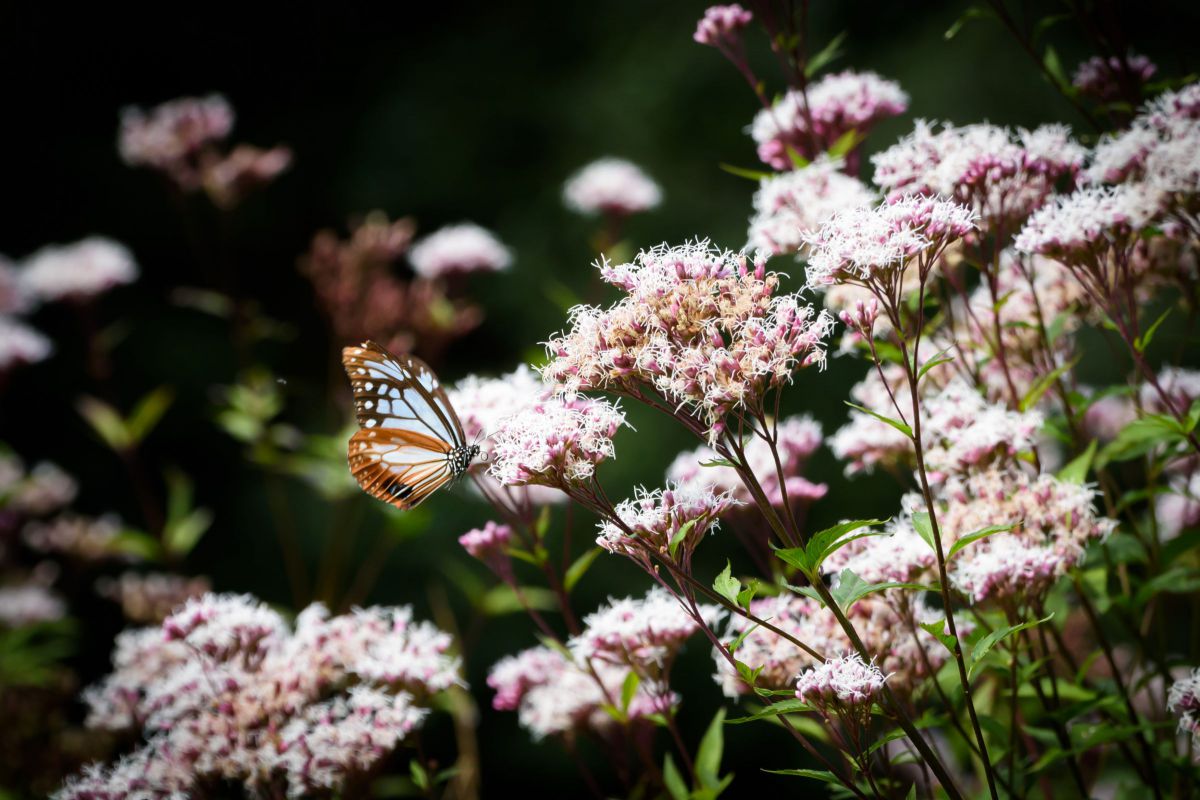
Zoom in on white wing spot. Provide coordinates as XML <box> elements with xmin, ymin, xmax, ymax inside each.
<box><xmin>365</xmin><ymin>419</ymin><xmax>377</xmax><ymax>428</ymax></box>
<box><xmin>364</xmin><ymin>400</ymin><xmax>374</xmax><ymax>409</ymax></box>
<box><xmin>365</xmin><ymin>381</ymin><xmax>374</xmax><ymax>390</ymax></box>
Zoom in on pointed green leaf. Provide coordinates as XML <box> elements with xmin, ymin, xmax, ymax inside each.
<box><xmin>719</xmin><ymin>163</ymin><xmax>776</xmax><ymax>182</ymax></box>
<box><xmin>968</xmin><ymin>613</ymin><xmax>1053</xmax><ymax>679</ymax></box>
<box><xmin>845</xmin><ymin>401</ymin><xmax>912</xmax><ymax>438</ymax></box>
<box><xmin>620</xmin><ymin>670</ymin><xmax>640</xmax><ymax>711</ymax></box>
<box><xmin>663</xmin><ymin>754</ymin><xmax>689</xmax><ymax>800</ymax></box>
<box><xmin>1134</xmin><ymin>307</ymin><xmax>1172</xmax><ymax>353</ymax></box>
<box><xmin>564</xmin><ymin>547</ymin><xmax>602</xmax><ymax>592</ymax></box>
<box><xmin>669</xmin><ymin>519</ymin><xmax>699</xmax><ymax>559</ymax></box>
<box><xmin>805</xmin><ymin>30</ymin><xmax>847</xmax><ymax>77</ymax></box>
<box><xmin>1057</xmin><ymin>440</ymin><xmax>1097</xmax><ymax>484</ymax></box>
<box><xmin>714</xmin><ymin>561</ymin><xmax>742</xmax><ymax>606</ymax></box>
<box><xmin>920</xmin><ymin>620</ymin><xmax>957</xmax><ymax>654</ymax></box>
<box><xmin>911</xmin><ymin>511</ymin><xmax>936</xmax><ymax>551</ymax></box>
<box><xmin>763</xmin><ymin>768</ymin><xmax>841</xmax><ymax>784</ymax></box>
<box><xmin>696</xmin><ymin>708</ymin><xmax>727</xmax><ymax>791</ymax></box>
<box><xmin>947</xmin><ymin>522</ymin><xmax>1017</xmax><ymax>561</ymax></box>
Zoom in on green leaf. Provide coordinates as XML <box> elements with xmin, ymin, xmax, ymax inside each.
<box><xmin>564</xmin><ymin>547</ymin><xmax>602</xmax><ymax>592</ymax></box>
<box><xmin>830</xmin><ymin>569</ymin><xmax>926</xmax><ymax>609</ymax></box>
<box><xmin>700</xmin><ymin>457</ymin><xmax>738</xmax><ymax>469</ymax></box>
<box><xmin>409</xmin><ymin>760</ymin><xmax>430</xmax><ymax>790</ymax></box>
<box><xmin>620</xmin><ymin>670</ymin><xmax>640</xmax><ymax>711</ymax></box>
<box><xmin>1043</xmin><ymin>45</ymin><xmax>1068</xmax><ymax>89</ymax></box>
<box><xmin>726</xmin><ymin>698</ymin><xmax>812</xmax><ymax>724</ymax></box>
<box><xmin>77</xmin><ymin>396</ymin><xmax>131</xmax><ymax>451</ymax></box>
<box><xmin>1057</xmin><ymin>440</ymin><xmax>1097</xmax><ymax>484</ymax></box>
<box><xmin>844</xmin><ymin>401</ymin><xmax>912</xmax><ymax>438</ymax></box>
<box><xmin>736</xmin><ymin>581</ymin><xmax>758</xmax><ymax>612</ymax></box>
<box><xmin>663</xmin><ymin>754</ymin><xmax>689</xmax><ymax>800</ymax></box>
<box><xmin>947</xmin><ymin>522</ymin><xmax>1017</xmax><ymax>561</ymax></box>
<box><xmin>968</xmin><ymin>613</ymin><xmax>1053</xmax><ymax>679</ymax></box>
<box><xmin>108</xmin><ymin>528</ymin><xmax>163</xmax><ymax>561</ymax></box>
<box><xmin>126</xmin><ymin>386</ymin><xmax>174</xmax><ymax>443</ymax></box>
<box><xmin>805</xmin><ymin>30</ymin><xmax>847</xmax><ymax>77</ymax></box>
<box><xmin>1133</xmin><ymin>567</ymin><xmax>1200</xmax><ymax>608</ymax></box>
<box><xmin>762</xmin><ymin>768</ymin><xmax>841</xmax><ymax>784</ymax></box>
<box><xmin>1098</xmin><ymin>414</ymin><xmax>1187</xmax><ymax>467</ymax></box>
<box><xmin>718</xmin><ymin>163</ymin><xmax>776</xmax><ymax>182</ymax></box>
<box><xmin>785</xmin><ymin>147</ymin><xmax>810</xmax><ymax>169</ymax></box>
<box><xmin>917</xmin><ymin>347</ymin><xmax>955</xmax><ymax>383</ymax></box>
<box><xmin>1020</xmin><ymin>357</ymin><xmax>1078</xmax><ymax>411</ymax></box>
<box><xmin>912</xmin><ymin>511</ymin><xmax>936</xmax><ymax>551</ymax></box>
<box><xmin>669</xmin><ymin>519</ymin><xmax>699</xmax><ymax>559</ymax></box>
<box><xmin>920</xmin><ymin>620</ymin><xmax>957</xmax><ymax>654</ymax></box>
<box><xmin>944</xmin><ymin>5</ymin><xmax>990</xmax><ymax>39</ymax></box>
<box><xmin>827</xmin><ymin>128</ymin><xmax>865</xmax><ymax>159</ymax></box>
<box><xmin>714</xmin><ymin>561</ymin><xmax>742</xmax><ymax>606</ymax></box>
<box><xmin>775</xmin><ymin>518</ymin><xmax>886</xmax><ymax>576</ymax></box>
<box><xmin>479</xmin><ymin>585</ymin><xmax>557</xmax><ymax>616</ymax></box>
<box><xmin>1134</xmin><ymin>307</ymin><xmax>1172</xmax><ymax>353</ymax></box>
<box><xmin>162</xmin><ymin>470</ymin><xmax>212</xmax><ymax>557</ymax></box>
<box><xmin>696</xmin><ymin>708</ymin><xmax>727</xmax><ymax>791</ymax></box>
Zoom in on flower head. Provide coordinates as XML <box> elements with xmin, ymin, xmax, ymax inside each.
<box><xmin>751</xmin><ymin>71</ymin><xmax>908</xmax><ymax>168</ymax></box>
<box><xmin>488</xmin><ymin>395</ymin><xmax>627</xmax><ymax>489</ymax></box>
<box><xmin>563</xmin><ymin>158</ymin><xmax>662</xmax><ymax>217</ymax></box>
<box><xmin>1169</xmin><ymin>668</ymin><xmax>1200</xmax><ymax>747</ymax></box>
<box><xmin>693</xmin><ymin>5</ymin><xmax>753</xmax><ymax>47</ymax></box>
<box><xmin>0</xmin><ymin>316</ymin><xmax>51</xmax><ymax>374</ymax></box>
<box><xmin>20</xmin><ymin>238</ymin><xmax>138</xmax><ymax>302</ymax></box>
<box><xmin>795</xmin><ymin>654</ymin><xmax>887</xmax><ymax>709</ymax></box>
<box><xmin>803</xmin><ymin>195</ymin><xmax>976</xmax><ymax>291</ymax></box>
<box><xmin>748</xmin><ymin>158</ymin><xmax>876</xmax><ymax>255</ymax></box>
<box><xmin>118</xmin><ymin>95</ymin><xmax>234</xmax><ymax>178</ymax></box>
<box><xmin>408</xmin><ymin>223</ymin><xmax>512</xmax><ymax>279</ymax></box>
<box><xmin>1072</xmin><ymin>53</ymin><xmax>1157</xmax><ymax>102</ymax></box>
<box><xmin>569</xmin><ymin>587</ymin><xmax>719</xmax><ymax>667</ymax></box>
<box><xmin>598</xmin><ymin>483</ymin><xmax>738</xmax><ymax>558</ymax></box>
<box><xmin>1014</xmin><ymin>184</ymin><xmax>1161</xmax><ymax>263</ymax></box>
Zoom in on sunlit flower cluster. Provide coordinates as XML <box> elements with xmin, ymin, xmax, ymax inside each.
<box><xmin>597</xmin><ymin>483</ymin><xmax>738</xmax><ymax>560</ymax></box>
<box><xmin>542</xmin><ymin>242</ymin><xmax>832</xmax><ymax>439</ymax></box>
<box><xmin>795</xmin><ymin>654</ymin><xmax>888</xmax><ymax>712</ymax></box>
<box><xmin>563</xmin><ymin>158</ymin><xmax>662</xmax><ymax>217</ymax></box>
<box><xmin>1014</xmin><ymin>183</ymin><xmax>1161</xmax><ymax>264</ymax></box>
<box><xmin>803</xmin><ymin>195</ymin><xmax>977</xmax><ymax>291</ymax></box>
<box><xmin>488</xmin><ymin>395</ymin><xmax>628</xmax><ymax>489</ymax></box>
<box><xmin>872</xmin><ymin>120</ymin><xmax>1085</xmax><ymax>230</ymax></box>
<box><xmin>714</xmin><ymin>593</ymin><xmax>951</xmax><ymax>698</ymax></box>
<box><xmin>750</xmin><ymin>71</ymin><xmax>908</xmax><ymax>168</ymax></box>
<box><xmin>747</xmin><ymin>157</ymin><xmax>875</xmax><ymax>255</ymax></box>
<box><xmin>65</xmin><ymin>594</ymin><xmax>458</xmax><ymax>798</ymax></box>
<box><xmin>408</xmin><ymin>223</ymin><xmax>513</xmax><ymax>279</ymax></box>
<box><xmin>569</xmin><ymin>587</ymin><xmax>720</xmax><ymax>667</ymax></box>
<box><xmin>667</xmin><ymin>415</ymin><xmax>827</xmax><ymax>507</ymax></box>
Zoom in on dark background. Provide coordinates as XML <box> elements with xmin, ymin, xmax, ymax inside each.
<box><xmin>2</xmin><ymin>1</ymin><xmax>1198</xmax><ymax>795</ymax></box>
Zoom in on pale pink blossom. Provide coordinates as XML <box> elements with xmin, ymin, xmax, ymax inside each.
<box><xmin>0</xmin><ymin>316</ymin><xmax>51</xmax><ymax>373</ymax></box>
<box><xmin>751</xmin><ymin>71</ymin><xmax>908</xmax><ymax>168</ymax></box>
<box><xmin>563</xmin><ymin>158</ymin><xmax>662</xmax><ymax>217</ymax></box>
<box><xmin>1073</xmin><ymin>53</ymin><xmax>1157</xmax><ymax>102</ymax></box>
<box><xmin>795</xmin><ymin>654</ymin><xmax>887</xmax><ymax>709</ymax></box>
<box><xmin>747</xmin><ymin>158</ymin><xmax>875</xmax><ymax>255</ymax></box>
<box><xmin>488</xmin><ymin>395</ymin><xmax>627</xmax><ymax>489</ymax></box>
<box><xmin>20</xmin><ymin>237</ymin><xmax>138</xmax><ymax>302</ymax></box>
<box><xmin>693</xmin><ymin>5</ymin><xmax>753</xmax><ymax>47</ymax></box>
<box><xmin>1157</xmin><ymin>471</ymin><xmax>1200</xmax><ymax>540</ymax></box>
<box><xmin>202</xmin><ymin>144</ymin><xmax>293</xmax><ymax>209</ymax></box>
<box><xmin>0</xmin><ymin>257</ymin><xmax>32</xmax><ymax>315</ymax></box>
<box><xmin>7</xmin><ymin>461</ymin><xmax>77</xmax><ymax>515</ymax></box>
<box><xmin>1083</xmin><ymin>392</ymin><xmax>1138</xmax><ymax>441</ymax></box>
<box><xmin>24</xmin><ymin>514</ymin><xmax>129</xmax><ymax>562</ymax></box>
<box><xmin>597</xmin><ymin>483</ymin><xmax>738</xmax><ymax>558</ymax></box>
<box><xmin>118</xmin><ymin>95</ymin><xmax>234</xmax><ymax>178</ymax></box>
<box><xmin>1142</xmin><ymin>367</ymin><xmax>1200</xmax><ymax>416</ymax></box>
<box><xmin>803</xmin><ymin>195</ymin><xmax>977</xmax><ymax>291</ymax></box>
<box><xmin>569</xmin><ymin>587</ymin><xmax>719</xmax><ymax>667</ymax></box>
<box><xmin>0</xmin><ymin>583</ymin><xmax>66</xmax><ymax>627</ymax></box>
<box><xmin>1168</xmin><ymin>668</ymin><xmax>1200</xmax><ymax>748</ymax></box>
<box><xmin>408</xmin><ymin>223</ymin><xmax>512</xmax><ymax>279</ymax></box>
<box><xmin>95</xmin><ymin>572</ymin><xmax>211</xmax><ymax>624</ymax></box>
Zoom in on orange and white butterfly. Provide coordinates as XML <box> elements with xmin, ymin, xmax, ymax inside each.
<box><xmin>342</xmin><ymin>341</ymin><xmax>482</xmax><ymax>510</ymax></box>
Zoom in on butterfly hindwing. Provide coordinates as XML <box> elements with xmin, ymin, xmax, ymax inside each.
<box><xmin>347</xmin><ymin>428</ymin><xmax>454</xmax><ymax>510</ymax></box>
<box><xmin>342</xmin><ymin>342</ymin><xmax>465</xmax><ymax>448</ymax></box>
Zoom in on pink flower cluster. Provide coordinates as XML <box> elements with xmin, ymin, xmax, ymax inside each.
<box><xmin>488</xmin><ymin>590</ymin><xmax>706</xmax><ymax>741</ymax></box>
<box><xmin>714</xmin><ymin>593</ymin><xmax>952</xmax><ymax>698</ymax></box>
<box><xmin>795</xmin><ymin>654</ymin><xmax>888</xmax><ymax>710</ymax></box>
<box><xmin>747</xmin><ymin>157</ymin><xmax>876</xmax><ymax>255</ymax></box>
<box><xmin>872</xmin><ymin>121</ymin><xmax>1085</xmax><ymax>231</ymax></box>
<box><xmin>1072</xmin><ymin>53</ymin><xmax>1157</xmax><ymax>102</ymax></box>
<box><xmin>1014</xmin><ymin>183</ymin><xmax>1160</xmax><ymax>264</ymax></box>
<box><xmin>0</xmin><ymin>457</ymin><xmax>77</xmax><ymax>516</ymax></box>
<box><xmin>563</xmin><ymin>158</ymin><xmax>662</xmax><ymax>217</ymax></box>
<box><xmin>408</xmin><ymin>223</ymin><xmax>513</xmax><ymax>279</ymax></box>
<box><xmin>693</xmin><ymin>4</ymin><xmax>753</xmax><ymax>47</ymax></box>
<box><xmin>569</xmin><ymin>587</ymin><xmax>720</xmax><ymax>667</ymax></box>
<box><xmin>65</xmin><ymin>594</ymin><xmax>459</xmax><ymax>798</ymax></box>
<box><xmin>597</xmin><ymin>483</ymin><xmax>739</xmax><ymax>559</ymax></box>
<box><xmin>0</xmin><ymin>583</ymin><xmax>66</xmax><ymax>627</ymax></box>
<box><xmin>19</xmin><ymin>238</ymin><xmax>138</xmax><ymax>303</ymax></box>
<box><xmin>542</xmin><ymin>242</ymin><xmax>832</xmax><ymax>439</ymax></box>
<box><xmin>458</xmin><ymin>520</ymin><xmax>514</xmax><ymax>576</ymax></box>
<box><xmin>119</xmin><ymin>94</ymin><xmax>291</xmax><ymax>206</ymax></box>
<box><xmin>24</xmin><ymin>514</ymin><xmax>129</xmax><ymax>562</ymax></box>
<box><xmin>487</xmin><ymin>395</ymin><xmax>627</xmax><ymax>489</ymax></box>
<box><xmin>667</xmin><ymin>415</ymin><xmax>827</xmax><ymax>507</ymax></box>
<box><xmin>1168</xmin><ymin>668</ymin><xmax>1200</xmax><ymax>747</ymax></box>
<box><xmin>751</xmin><ymin>71</ymin><xmax>908</xmax><ymax>168</ymax></box>
<box><xmin>95</xmin><ymin>571</ymin><xmax>212</xmax><ymax>624</ymax></box>
<box><xmin>803</xmin><ymin>195</ymin><xmax>977</xmax><ymax>291</ymax></box>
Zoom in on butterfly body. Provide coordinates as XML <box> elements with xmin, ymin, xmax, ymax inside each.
<box><xmin>342</xmin><ymin>341</ymin><xmax>481</xmax><ymax>510</ymax></box>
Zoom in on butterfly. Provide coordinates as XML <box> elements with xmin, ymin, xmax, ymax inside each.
<box><xmin>342</xmin><ymin>341</ymin><xmax>481</xmax><ymax>510</ymax></box>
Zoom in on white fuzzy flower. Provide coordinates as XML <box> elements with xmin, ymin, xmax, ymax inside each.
<box><xmin>563</xmin><ymin>158</ymin><xmax>662</xmax><ymax>216</ymax></box>
<box><xmin>21</xmin><ymin>237</ymin><xmax>138</xmax><ymax>302</ymax></box>
<box><xmin>408</xmin><ymin>223</ymin><xmax>512</xmax><ymax>279</ymax></box>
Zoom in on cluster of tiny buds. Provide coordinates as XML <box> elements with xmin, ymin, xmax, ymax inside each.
<box><xmin>693</xmin><ymin>4</ymin><xmax>753</xmax><ymax>48</ymax></box>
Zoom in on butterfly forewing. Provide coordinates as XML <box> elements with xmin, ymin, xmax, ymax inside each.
<box><xmin>342</xmin><ymin>342</ymin><xmax>465</xmax><ymax>448</ymax></box>
<box><xmin>341</xmin><ymin>341</ymin><xmax>471</xmax><ymax>510</ymax></box>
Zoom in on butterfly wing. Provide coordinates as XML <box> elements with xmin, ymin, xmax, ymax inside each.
<box><xmin>341</xmin><ymin>341</ymin><xmax>468</xmax><ymax>510</ymax></box>
<box><xmin>348</xmin><ymin>427</ymin><xmax>453</xmax><ymax>510</ymax></box>
<box><xmin>342</xmin><ymin>342</ymin><xmax>466</xmax><ymax>447</ymax></box>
